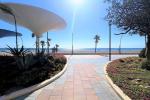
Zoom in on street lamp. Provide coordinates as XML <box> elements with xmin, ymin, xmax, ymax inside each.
<box><xmin>114</xmin><ymin>33</ymin><xmax>126</xmax><ymax>54</ymax></box>
<box><xmin>70</xmin><ymin>0</ymin><xmax>84</xmax><ymax>55</ymax></box>
<box><xmin>72</xmin><ymin>32</ymin><xmax>74</xmax><ymax>54</ymax></box>
<box><xmin>109</xmin><ymin>21</ymin><xmax>112</xmax><ymax>61</ymax></box>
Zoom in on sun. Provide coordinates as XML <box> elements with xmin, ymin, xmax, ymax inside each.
<box><xmin>72</xmin><ymin>0</ymin><xmax>84</xmax><ymax>7</ymax></box>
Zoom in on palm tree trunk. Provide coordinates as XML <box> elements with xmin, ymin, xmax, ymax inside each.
<box><xmin>95</xmin><ymin>43</ymin><xmax>97</xmax><ymax>53</ymax></box>
<box><xmin>37</xmin><ymin>37</ymin><xmax>40</xmax><ymax>54</ymax></box>
<box><xmin>36</xmin><ymin>36</ymin><xmax>40</xmax><ymax>54</ymax></box>
<box><xmin>42</xmin><ymin>45</ymin><xmax>43</xmax><ymax>52</ymax></box>
<box><xmin>47</xmin><ymin>32</ymin><xmax>49</xmax><ymax>54</ymax></box>
<box><xmin>147</xmin><ymin>35</ymin><xmax>150</xmax><ymax>60</ymax></box>
<box><xmin>35</xmin><ymin>36</ymin><xmax>37</xmax><ymax>54</ymax></box>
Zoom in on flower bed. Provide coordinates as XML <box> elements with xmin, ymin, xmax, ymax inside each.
<box><xmin>0</xmin><ymin>54</ymin><xmax>66</xmax><ymax>96</ymax></box>
<box><xmin>107</xmin><ymin>57</ymin><xmax>150</xmax><ymax>100</ymax></box>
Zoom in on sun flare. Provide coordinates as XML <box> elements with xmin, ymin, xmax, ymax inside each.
<box><xmin>72</xmin><ymin>0</ymin><xmax>84</xmax><ymax>6</ymax></box>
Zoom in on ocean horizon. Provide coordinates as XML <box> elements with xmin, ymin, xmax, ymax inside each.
<box><xmin>0</xmin><ymin>48</ymin><xmax>143</xmax><ymax>53</ymax></box>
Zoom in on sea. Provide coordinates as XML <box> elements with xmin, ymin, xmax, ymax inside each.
<box><xmin>0</xmin><ymin>48</ymin><xmax>143</xmax><ymax>54</ymax></box>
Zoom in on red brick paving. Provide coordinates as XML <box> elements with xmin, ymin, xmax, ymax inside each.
<box><xmin>37</xmin><ymin>62</ymin><xmax>100</xmax><ymax>100</ymax></box>
<box><xmin>23</xmin><ymin>55</ymin><xmax>124</xmax><ymax>100</ymax></box>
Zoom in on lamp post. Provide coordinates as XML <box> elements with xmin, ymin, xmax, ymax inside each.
<box><xmin>72</xmin><ymin>32</ymin><xmax>74</xmax><ymax>55</ymax></box>
<box><xmin>71</xmin><ymin>0</ymin><xmax>84</xmax><ymax>55</ymax></box>
<box><xmin>109</xmin><ymin>21</ymin><xmax>112</xmax><ymax>61</ymax></box>
<box><xmin>115</xmin><ymin>33</ymin><xmax>126</xmax><ymax>54</ymax></box>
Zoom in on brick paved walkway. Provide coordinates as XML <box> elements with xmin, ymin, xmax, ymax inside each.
<box><xmin>15</xmin><ymin>55</ymin><xmax>134</xmax><ymax>100</ymax></box>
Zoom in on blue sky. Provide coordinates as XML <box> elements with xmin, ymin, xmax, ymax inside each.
<box><xmin>0</xmin><ymin>0</ymin><xmax>145</xmax><ymax>49</ymax></box>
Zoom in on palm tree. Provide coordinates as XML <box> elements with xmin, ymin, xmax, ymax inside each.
<box><xmin>94</xmin><ymin>35</ymin><xmax>100</xmax><ymax>53</ymax></box>
<box><xmin>47</xmin><ymin>38</ymin><xmax>51</xmax><ymax>54</ymax></box>
<box><xmin>0</xmin><ymin>4</ymin><xmax>18</xmax><ymax>49</ymax></box>
<box><xmin>55</xmin><ymin>44</ymin><xmax>59</xmax><ymax>53</ymax></box>
<box><xmin>47</xmin><ymin>32</ymin><xmax>51</xmax><ymax>54</ymax></box>
<box><xmin>31</xmin><ymin>33</ymin><xmax>38</xmax><ymax>53</ymax></box>
<box><xmin>40</xmin><ymin>40</ymin><xmax>45</xmax><ymax>52</ymax></box>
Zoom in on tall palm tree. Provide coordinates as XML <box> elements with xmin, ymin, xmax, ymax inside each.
<box><xmin>47</xmin><ymin>32</ymin><xmax>51</xmax><ymax>54</ymax></box>
<box><xmin>40</xmin><ymin>40</ymin><xmax>45</xmax><ymax>53</ymax></box>
<box><xmin>47</xmin><ymin>38</ymin><xmax>51</xmax><ymax>54</ymax></box>
<box><xmin>94</xmin><ymin>35</ymin><xmax>100</xmax><ymax>53</ymax></box>
<box><xmin>0</xmin><ymin>4</ymin><xmax>18</xmax><ymax>49</ymax></box>
<box><xmin>55</xmin><ymin>44</ymin><xmax>59</xmax><ymax>53</ymax></box>
<box><xmin>31</xmin><ymin>33</ymin><xmax>37</xmax><ymax>53</ymax></box>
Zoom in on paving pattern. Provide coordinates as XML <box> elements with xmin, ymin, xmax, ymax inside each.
<box><xmin>15</xmin><ymin>55</ymin><xmax>135</xmax><ymax>100</ymax></box>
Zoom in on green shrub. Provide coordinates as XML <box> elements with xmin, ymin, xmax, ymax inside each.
<box><xmin>139</xmin><ymin>48</ymin><xmax>146</xmax><ymax>58</ymax></box>
<box><xmin>54</xmin><ymin>54</ymin><xmax>67</xmax><ymax>65</ymax></box>
<box><xmin>16</xmin><ymin>67</ymin><xmax>49</xmax><ymax>86</ymax></box>
<box><xmin>141</xmin><ymin>60</ymin><xmax>150</xmax><ymax>70</ymax></box>
<box><xmin>48</xmin><ymin>55</ymin><xmax>55</xmax><ymax>61</ymax></box>
<box><xmin>0</xmin><ymin>54</ymin><xmax>67</xmax><ymax>95</ymax></box>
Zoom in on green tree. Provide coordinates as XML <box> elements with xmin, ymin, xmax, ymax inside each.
<box><xmin>94</xmin><ymin>35</ymin><xmax>100</xmax><ymax>53</ymax></box>
<box><xmin>0</xmin><ymin>4</ymin><xmax>19</xmax><ymax>49</ymax></box>
<box><xmin>106</xmin><ymin>0</ymin><xmax>150</xmax><ymax>60</ymax></box>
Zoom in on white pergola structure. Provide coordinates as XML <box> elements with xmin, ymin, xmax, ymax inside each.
<box><xmin>0</xmin><ymin>29</ymin><xmax>22</xmax><ymax>38</ymax></box>
<box><xmin>0</xmin><ymin>3</ymin><xmax>66</xmax><ymax>53</ymax></box>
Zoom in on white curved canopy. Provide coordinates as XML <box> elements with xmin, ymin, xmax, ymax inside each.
<box><xmin>0</xmin><ymin>29</ymin><xmax>22</xmax><ymax>38</ymax></box>
<box><xmin>0</xmin><ymin>3</ymin><xmax>66</xmax><ymax>36</ymax></box>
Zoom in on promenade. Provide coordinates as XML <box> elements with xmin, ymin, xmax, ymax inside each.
<box><xmin>15</xmin><ymin>55</ymin><xmax>134</xmax><ymax>100</ymax></box>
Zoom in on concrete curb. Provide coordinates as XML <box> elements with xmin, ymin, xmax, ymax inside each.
<box><xmin>0</xmin><ymin>57</ymin><xmax>69</xmax><ymax>100</ymax></box>
<box><xmin>104</xmin><ymin>61</ymin><xmax>131</xmax><ymax>100</ymax></box>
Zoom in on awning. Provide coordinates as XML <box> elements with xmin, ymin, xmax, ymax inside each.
<box><xmin>0</xmin><ymin>3</ymin><xmax>66</xmax><ymax>36</ymax></box>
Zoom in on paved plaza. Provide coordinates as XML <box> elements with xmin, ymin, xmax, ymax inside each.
<box><xmin>15</xmin><ymin>55</ymin><xmax>135</xmax><ymax>100</ymax></box>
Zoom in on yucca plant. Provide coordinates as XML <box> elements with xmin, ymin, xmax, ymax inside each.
<box><xmin>7</xmin><ymin>46</ymin><xmax>34</xmax><ymax>70</ymax></box>
<box><xmin>7</xmin><ymin>45</ymin><xmax>29</xmax><ymax>57</ymax></box>
<box><xmin>16</xmin><ymin>54</ymin><xmax>35</xmax><ymax>70</ymax></box>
